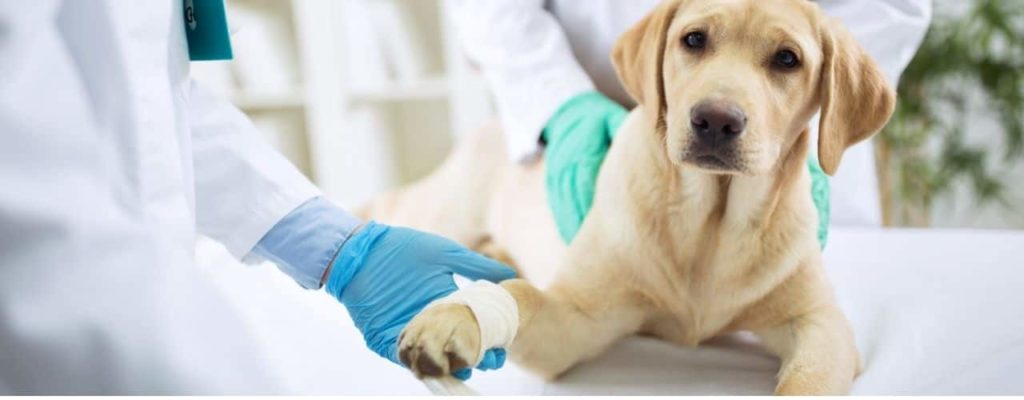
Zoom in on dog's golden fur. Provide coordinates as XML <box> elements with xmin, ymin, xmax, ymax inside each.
<box><xmin>363</xmin><ymin>0</ymin><xmax>895</xmax><ymax>394</ymax></box>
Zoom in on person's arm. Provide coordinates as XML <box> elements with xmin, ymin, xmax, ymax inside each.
<box><xmin>188</xmin><ymin>81</ymin><xmax>322</xmax><ymax>260</ymax></box>
<box><xmin>187</xmin><ymin>82</ymin><xmax>515</xmax><ymax>378</ymax></box>
<box><xmin>819</xmin><ymin>0</ymin><xmax>932</xmax><ymax>86</ymax></box>
<box><xmin>449</xmin><ymin>1</ymin><xmax>630</xmax><ymax>243</ymax></box>
<box><xmin>448</xmin><ymin>0</ymin><xmax>596</xmax><ymax>161</ymax></box>
<box><xmin>816</xmin><ymin>0</ymin><xmax>932</xmax><ymax>227</ymax></box>
<box><xmin>248</xmin><ymin>197</ymin><xmax>515</xmax><ymax>379</ymax></box>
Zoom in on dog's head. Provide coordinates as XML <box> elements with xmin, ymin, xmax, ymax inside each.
<box><xmin>612</xmin><ymin>0</ymin><xmax>895</xmax><ymax>176</ymax></box>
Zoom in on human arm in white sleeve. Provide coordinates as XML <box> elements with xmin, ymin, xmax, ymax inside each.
<box><xmin>186</xmin><ymin>83</ymin><xmax>517</xmax><ymax>377</ymax></box>
<box><xmin>816</xmin><ymin>0</ymin><xmax>932</xmax><ymax>226</ymax></box>
<box><xmin>447</xmin><ymin>0</ymin><xmax>596</xmax><ymax>161</ymax></box>
<box><xmin>188</xmin><ymin>81</ymin><xmax>333</xmax><ymax>262</ymax></box>
<box><xmin>819</xmin><ymin>0</ymin><xmax>931</xmax><ymax>86</ymax></box>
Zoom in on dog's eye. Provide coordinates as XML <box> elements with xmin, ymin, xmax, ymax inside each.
<box><xmin>683</xmin><ymin>32</ymin><xmax>707</xmax><ymax>50</ymax></box>
<box><xmin>772</xmin><ymin>50</ymin><xmax>800</xmax><ymax>69</ymax></box>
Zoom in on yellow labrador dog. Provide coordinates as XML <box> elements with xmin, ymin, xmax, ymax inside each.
<box><xmin>363</xmin><ymin>0</ymin><xmax>895</xmax><ymax>394</ymax></box>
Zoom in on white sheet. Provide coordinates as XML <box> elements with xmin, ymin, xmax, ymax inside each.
<box><xmin>196</xmin><ymin>228</ymin><xmax>1024</xmax><ymax>395</ymax></box>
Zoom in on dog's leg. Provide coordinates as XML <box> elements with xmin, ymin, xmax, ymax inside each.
<box><xmin>755</xmin><ymin>306</ymin><xmax>859</xmax><ymax>395</ymax></box>
<box><xmin>399</xmin><ymin>278</ymin><xmax>645</xmax><ymax>380</ymax></box>
<box><xmin>501</xmin><ymin>279</ymin><xmax>646</xmax><ymax>379</ymax></box>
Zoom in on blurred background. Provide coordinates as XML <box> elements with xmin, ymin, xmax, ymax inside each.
<box><xmin>191</xmin><ymin>0</ymin><xmax>492</xmax><ymax>212</ymax></box>
<box><xmin>192</xmin><ymin>0</ymin><xmax>1023</xmax><ymax>230</ymax></box>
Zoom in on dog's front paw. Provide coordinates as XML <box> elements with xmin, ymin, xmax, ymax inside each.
<box><xmin>399</xmin><ymin>303</ymin><xmax>481</xmax><ymax>378</ymax></box>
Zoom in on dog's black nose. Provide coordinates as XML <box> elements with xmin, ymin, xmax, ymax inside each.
<box><xmin>690</xmin><ymin>101</ymin><xmax>747</xmax><ymax>145</ymax></box>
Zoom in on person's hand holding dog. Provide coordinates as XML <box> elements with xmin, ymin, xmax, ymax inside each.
<box><xmin>543</xmin><ymin>91</ymin><xmax>628</xmax><ymax>243</ymax></box>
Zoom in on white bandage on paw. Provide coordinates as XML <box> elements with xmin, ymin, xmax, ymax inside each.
<box><xmin>427</xmin><ymin>280</ymin><xmax>519</xmax><ymax>366</ymax></box>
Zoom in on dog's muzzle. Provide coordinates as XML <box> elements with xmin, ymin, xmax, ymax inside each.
<box><xmin>685</xmin><ymin>100</ymin><xmax>747</xmax><ymax>171</ymax></box>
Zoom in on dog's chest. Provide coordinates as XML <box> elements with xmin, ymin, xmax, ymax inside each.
<box><xmin>639</xmin><ymin>198</ymin><xmax>801</xmax><ymax>345</ymax></box>
<box><xmin>646</xmin><ymin>253</ymin><xmax>776</xmax><ymax>345</ymax></box>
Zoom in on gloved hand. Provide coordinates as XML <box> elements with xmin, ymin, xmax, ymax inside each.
<box><xmin>808</xmin><ymin>156</ymin><xmax>831</xmax><ymax>249</ymax></box>
<box><xmin>325</xmin><ymin>221</ymin><xmax>516</xmax><ymax>380</ymax></box>
<box><xmin>543</xmin><ymin>91</ymin><xmax>628</xmax><ymax>244</ymax></box>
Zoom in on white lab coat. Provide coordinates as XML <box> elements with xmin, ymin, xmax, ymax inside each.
<box><xmin>449</xmin><ymin>0</ymin><xmax>932</xmax><ymax>226</ymax></box>
<box><xmin>0</xmin><ymin>0</ymin><xmax>318</xmax><ymax>393</ymax></box>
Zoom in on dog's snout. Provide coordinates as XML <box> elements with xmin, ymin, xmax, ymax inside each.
<box><xmin>690</xmin><ymin>101</ymin><xmax>747</xmax><ymax>144</ymax></box>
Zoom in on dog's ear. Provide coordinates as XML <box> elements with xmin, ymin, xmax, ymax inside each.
<box><xmin>612</xmin><ymin>0</ymin><xmax>682</xmax><ymax>129</ymax></box>
<box><xmin>816</xmin><ymin>20</ymin><xmax>896</xmax><ymax>175</ymax></box>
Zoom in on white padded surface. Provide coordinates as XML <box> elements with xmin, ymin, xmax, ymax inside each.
<box><xmin>197</xmin><ymin>228</ymin><xmax>1024</xmax><ymax>395</ymax></box>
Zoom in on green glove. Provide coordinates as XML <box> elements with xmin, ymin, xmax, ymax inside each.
<box><xmin>808</xmin><ymin>156</ymin><xmax>831</xmax><ymax>249</ymax></box>
<box><xmin>542</xmin><ymin>91</ymin><xmax>628</xmax><ymax>244</ymax></box>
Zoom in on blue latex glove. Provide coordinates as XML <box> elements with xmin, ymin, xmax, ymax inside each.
<box><xmin>325</xmin><ymin>221</ymin><xmax>516</xmax><ymax>380</ymax></box>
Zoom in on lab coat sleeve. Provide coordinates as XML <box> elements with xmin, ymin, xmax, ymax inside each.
<box><xmin>815</xmin><ymin>0</ymin><xmax>932</xmax><ymax>226</ymax></box>
<box><xmin>251</xmin><ymin>197</ymin><xmax>362</xmax><ymax>289</ymax></box>
<box><xmin>188</xmin><ymin>81</ymin><xmax>322</xmax><ymax>260</ymax></box>
<box><xmin>819</xmin><ymin>0</ymin><xmax>932</xmax><ymax>86</ymax></box>
<box><xmin>448</xmin><ymin>0</ymin><xmax>596</xmax><ymax>161</ymax></box>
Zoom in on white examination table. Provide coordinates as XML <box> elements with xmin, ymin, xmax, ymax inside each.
<box><xmin>197</xmin><ymin>228</ymin><xmax>1024</xmax><ymax>395</ymax></box>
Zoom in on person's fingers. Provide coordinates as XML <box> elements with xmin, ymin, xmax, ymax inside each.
<box><xmin>808</xmin><ymin>156</ymin><xmax>831</xmax><ymax>249</ymax></box>
<box><xmin>476</xmin><ymin>348</ymin><xmax>506</xmax><ymax>371</ymax></box>
<box><xmin>368</xmin><ymin>327</ymin><xmax>405</xmax><ymax>367</ymax></box>
<box><xmin>544</xmin><ymin>118</ymin><xmax>609</xmax><ymax>244</ymax></box>
<box><xmin>453</xmin><ymin>368</ymin><xmax>472</xmax><ymax>381</ymax></box>
<box><xmin>570</xmin><ymin>160</ymin><xmax>600</xmax><ymax>227</ymax></box>
<box><xmin>448</xmin><ymin>249</ymin><xmax>517</xmax><ymax>282</ymax></box>
<box><xmin>546</xmin><ymin>156</ymin><xmax>602</xmax><ymax>243</ymax></box>
<box><xmin>605</xmin><ymin>107</ymin><xmax>629</xmax><ymax>141</ymax></box>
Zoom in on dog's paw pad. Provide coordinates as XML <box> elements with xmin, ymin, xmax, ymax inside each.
<box><xmin>399</xmin><ymin>304</ymin><xmax>481</xmax><ymax>378</ymax></box>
